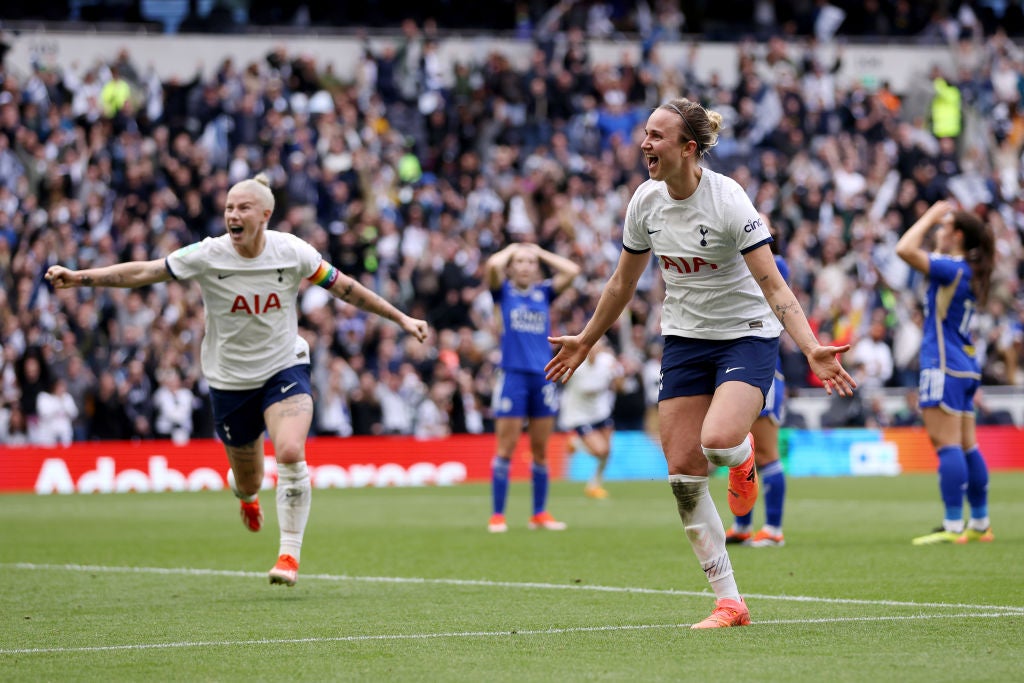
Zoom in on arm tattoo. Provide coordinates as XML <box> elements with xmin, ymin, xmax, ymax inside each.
<box><xmin>99</xmin><ymin>273</ymin><xmax>126</xmax><ymax>286</ymax></box>
<box><xmin>775</xmin><ymin>301</ymin><xmax>799</xmax><ymax>326</ymax></box>
<box><xmin>336</xmin><ymin>279</ymin><xmax>396</xmax><ymax>321</ymax></box>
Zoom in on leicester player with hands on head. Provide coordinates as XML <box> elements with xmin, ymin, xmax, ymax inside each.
<box><xmin>545</xmin><ymin>99</ymin><xmax>856</xmax><ymax>628</ymax></box>
<box><xmin>46</xmin><ymin>173</ymin><xmax>429</xmax><ymax>586</ymax></box>
<box><xmin>895</xmin><ymin>199</ymin><xmax>996</xmax><ymax>546</ymax></box>
<box><xmin>486</xmin><ymin>242</ymin><xmax>581</xmax><ymax>533</ymax></box>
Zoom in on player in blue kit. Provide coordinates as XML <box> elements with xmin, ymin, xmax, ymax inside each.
<box><xmin>726</xmin><ymin>234</ymin><xmax>790</xmax><ymax>548</ymax></box>
<box><xmin>486</xmin><ymin>243</ymin><xmax>581</xmax><ymax>533</ymax></box>
<box><xmin>895</xmin><ymin>200</ymin><xmax>996</xmax><ymax>545</ymax></box>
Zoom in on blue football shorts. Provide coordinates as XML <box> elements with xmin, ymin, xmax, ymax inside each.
<box><xmin>210</xmin><ymin>364</ymin><xmax>312</xmax><ymax>446</ymax></box>
<box><xmin>492</xmin><ymin>368</ymin><xmax>559</xmax><ymax>419</ymax></box>
<box><xmin>918</xmin><ymin>367</ymin><xmax>980</xmax><ymax>415</ymax></box>
<box><xmin>659</xmin><ymin>335</ymin><xmax>779</xmax><ymax>406</ymax></box>
<box><xmin>574</xmin><ymin>416</ymin><xmax>615</xmax><ymax>437</ymax></box>
<box><xmin>759</xmin><ymin>370</ymin><xmax>786</xmax><ymax>424</ymax></box>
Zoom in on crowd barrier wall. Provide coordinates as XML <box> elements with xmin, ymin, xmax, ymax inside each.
<box><xmin>2</xmin><ymin>427</ymin><xmax>1021</xmax><ymax>494</ymax></box>
<box><xmin>7</xmin><ymin>31</ymin><xmax>951</xmax><ymax>93</ymax></box>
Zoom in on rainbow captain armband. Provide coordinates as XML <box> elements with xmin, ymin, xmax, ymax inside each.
<box><xmin>308</xmin><ymin>261</ymin><xmax>341</xmax><ymax>289</ymax></box>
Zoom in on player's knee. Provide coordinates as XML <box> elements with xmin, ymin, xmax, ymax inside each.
<box><xmin>274</xmin><ymin>441</ymin><xmax>305</xmax><ymax>464</ymax></box>
<box><xmin>702</xmin><ymin>439</ymin><xmax>752</xmax><ymax>468</ymax></box>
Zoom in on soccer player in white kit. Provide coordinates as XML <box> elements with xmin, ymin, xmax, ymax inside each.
<box><xmin>46</xmin><ymin>174</ymin><xmax>428</xmax><ymax>586</ymax></box>
<box><xmin>558</xmin><ymin>336</ymin><xmax>623</xmax><ymax>499</ymax></box>
<box><xmin>545</xmin><ymin>99</ymin><xmax>856</xmax><ymax>628</ymax></box>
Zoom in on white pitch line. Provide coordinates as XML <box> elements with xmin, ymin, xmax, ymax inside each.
<box><xmin>6</xmin><ymin>562</ymin><xmax>1024</xmax><ymax>615</ymax></box>
<box><xmin>2</xmin><ymin>613</ymin><xmax>1021</xmax><ymax>656</ymax></box>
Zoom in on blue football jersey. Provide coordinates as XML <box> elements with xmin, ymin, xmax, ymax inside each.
<box><xmin>921</xmin><ymin>255</ymin><xmax>978</xmax><ymax>373</ymax></box>
<box><xmin>774</xmin><ymin>254</ymin><xmax>790</xmax><ymax>284</ymax></box>
<box><xmin>493</xmin><ymin>279</ymin><xmax>556</xmax><ymax>374</ymax></box>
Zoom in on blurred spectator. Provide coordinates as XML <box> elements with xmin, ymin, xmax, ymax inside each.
<box><xmin>0</xmin><ymin>403</ymin><xmax>30</xmax><ymax>445</ymax></box>
<box><xmin>34</xmin><ymin>377</ymin><xmax>78</xmax><ymax>446</ymax></box>
<box><xmin>88</xmin><ymin>371</ymin><xmax>130</xmax><ymax>440</ymax></box>
<box><xmin>974</xmin><ymin>388</ymin><xmax>1016</xmax><ymax>426</ymax></box>
<box><xmin>849</xmin><ymin>315</ymin><xmax>895</xmax><ymax>392</ymax></box>
<box><xmin>121</xmin><ymin>359</ymin><xmax>155</xmax><ymax>440</ymax></box>
<box><xmin>891</xmin><ymin>303</ymin><xmax>924</xmax><ymax>387</ymax></box>
<box><xmin>891</xmin><ymin>388</ymin><xmax>924</xmax><ymax>427</ymax></box>
<box><xmin>152</xmin><ymin>368</ymin><xmax>196</xmax><ymax>444</ymax></box>
<box><xmin>349</xmin><ymin>370</ymin><xmax>384</xmax><ymax>435</ymax></box>
<box><xmin>414</xmin><ymin>380</ymin><xmax>452</xmax><ymax>439</ymax></box>
<box><xmin>100</xmin><ymin>66</ymin><xmax>133</xmax><ymax>119</ymax></box>
<box><xmin>63</xmin><ymin>355</ymin><xmax>96</xmax><ymax>441</ymax></box>
<box><xmin>376</xmin><ymin>369</ymin><xmax>415</xmax><ymax>435</ymax></box>
<box><xmin>315</xmin><ymin>358</ymin><xmax>355</xmax><ymax>437</ymax></box>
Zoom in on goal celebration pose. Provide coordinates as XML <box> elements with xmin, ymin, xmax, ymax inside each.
<box><xmin>545</xmin><ymin>99</ymin><xmax>855</xmax><ymax>628</ymax></box>
<box><xmin>46</xmin><ymin>174</ymin><xmax>428</xmax><ymax>585</ymax></box>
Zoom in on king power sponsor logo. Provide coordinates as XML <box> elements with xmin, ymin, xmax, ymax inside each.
<box><xmin>33</xmin><ymin>455</ymin><xmax>469</xmax><ymax>494</ymax></box>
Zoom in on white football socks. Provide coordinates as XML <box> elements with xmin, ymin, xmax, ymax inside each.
<box><xmin>669</xmin><ymin>474</ymin><xmax>740</xmax><ymax>602</ymax></box>
<box><xmin>702</xmin><ymin>438</ymin><xmax>753</xmax><ymax>468</ymax></box>
<box><xmin>276</xmin><ymin>461</ymin><xmax>311</xmax><ymax>561</ymax></box>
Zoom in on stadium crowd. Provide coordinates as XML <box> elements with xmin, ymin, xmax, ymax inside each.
<box><xmin>0</xmin><ymin>5</ymin><xmax>1022</xmax><ymax>446</ymax></box>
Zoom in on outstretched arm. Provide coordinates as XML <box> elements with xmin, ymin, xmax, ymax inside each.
<box><xmin>744</xmin><ymin>245</ymin><xmax>856</xmax><ymax>397</ymax></box>
<box><xmin>46</xmin><ymin>260</ymin><xmax>172</xmax><ymax>289</ymax></box>
<box><xmin>545</xmin><ymin>249</ymin><xmax>648</xmax><ymax>383</ymax></box>
<box><xmin>896</xmin><ymin>200</ymin><xmax>951</xmax><ymax>275</ymax></box>
<box><xmin>328</xmin><ymin>271</ymin><xmax>428</xmax><ymax>342</ymax></box>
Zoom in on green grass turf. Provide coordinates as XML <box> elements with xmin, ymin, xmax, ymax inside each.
<box><xmin>1</xmin><ymin>473</ymin><xmax>1022</xmax><ymax>682</ymax></box>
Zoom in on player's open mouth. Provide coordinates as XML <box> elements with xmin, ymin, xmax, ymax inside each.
<box><xmin>228</xmin><ymin>225</ymin><xmax>244</xmax><ymax>235</ymax></box>
<box><xmin>646</xmin><ymin>155</ymin><xmax>659</xmax><ymax>171</ymax></box>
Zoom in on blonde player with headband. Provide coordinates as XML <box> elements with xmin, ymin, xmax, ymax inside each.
<box><xmin>545</xmin><ymin>99</ymin><xmax>855</xmax><ymax>628</ymax></box>
<box><xmin>46</xmin><ymin>173</ymin><xmax>428</xmax><ymax>586</ymax></box>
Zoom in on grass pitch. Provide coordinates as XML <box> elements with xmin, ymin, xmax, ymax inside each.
<box><xmin>1</xmin><ymin>473</ymin><xmax>1022</xmax><ymax>682</ymax></box>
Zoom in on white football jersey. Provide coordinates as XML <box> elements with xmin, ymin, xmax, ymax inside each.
<box><xmin>558</xmin><ymin>349</ymin><xmax>622</xmax><ymax>430</ymax></box>
<box><xmin>623</xmin><ymin>169</ymin><xmax>782</xmax><ymax>340</ymax></box>
<box><xmin>166</xmin><ymin>231</ymin><xmax>323</xmax><ymax>390</ymax></box>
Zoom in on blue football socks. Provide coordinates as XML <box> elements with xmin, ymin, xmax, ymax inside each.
<box><xmin>936</xmin><ymin>445</ymin><xmax>967</xmax><ymax>525</ymax></box>
<box><xmin>760</xmin><ymin>460</ymin><xmax>787</xmax><ymax>528</ymax></box>
<box><xmin>491</xmin><ymin>456</ymin><xmax>510</xmax><ymax>515</ymax></box>
<box><xmin>964</xmin><ymin>446</ymin><xmax>989</xmax><ymax>520</ymax></box>
<box><xmin>531</xmin><ymin>462</ymin><xmax>549</xmax><ymax>516</ymax></box>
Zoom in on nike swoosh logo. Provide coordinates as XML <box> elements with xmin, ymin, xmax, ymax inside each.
<box><xmin>217</xmin><ymin>273</ymin><xmax>234</xmax><ymax>280</ymax></box>
<box><xmin>647</xmin><ymin>229</ymin><xmax>662</xmax><ymax>234</ymax></box>
<box><xmin>725</xmin><ymin>367</ymin><xmax>744</xmax><ymax>374</ymax></box>
<box><xmin>281</xmin><ymin>382</ymin><xmax>298</xmax><ymax>393</ymax></box>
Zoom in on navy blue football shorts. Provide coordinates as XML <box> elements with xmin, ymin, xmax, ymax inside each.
<box><xmin>574</xmin><ymin>416</ymin><xmax>615</xmax><ymax>437</ymax></box>
<box><xmin>658</xmin><ymin>335</ymin><xmax>779</xmax><ymax>407</ymax></box>
<box><xmin>210</xmin><ymin>364</ymin><xmax>312</xmax><ymax>446</ymax></box>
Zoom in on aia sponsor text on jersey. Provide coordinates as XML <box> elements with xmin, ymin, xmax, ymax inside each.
<box><xmin>230</xmin><ymin>293</ymin><xmax>282</xmax><ymax>314</ymax></box>
<box><xmin>659</xmin><ymin>255</ymin><xmax>719</xmax><ymax>274</ymax></box>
